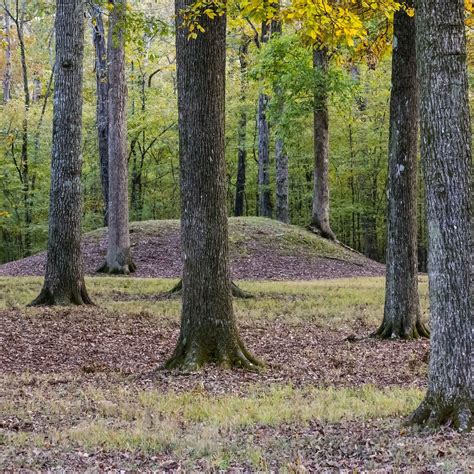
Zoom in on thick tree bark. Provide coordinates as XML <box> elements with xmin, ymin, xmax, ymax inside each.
<box><xmin>234</xmin><ymin>39</ymin><xmax>248</xmax><ymax>217</ymax></box>
<box><xmin>90</xmin><ymin>4</ymin><xmax>109</xmax><ymax>226</ymax></box>
<box><xmin>165</xmin><ymin>1</ymin><xmax>260</xmax><ymax>371</ymax></box>
<box><xmin>376</xmin><ymin>3</ymin><xmax>429</xmax><ymax>340</ymax></box>
<box><xmin>2</xmin><ymin>12</ymin><xmax>12</xmax><ymax>103</ymax></box>
<box><xmin>98</xmin><ymin>0</ymin><xmax>136</xmax><ymax>274</ymax></box>
<box><xmin>311</xmin><ymin>47</ymin><xmax>335</xmax><ymax>240</ymax></box>
<box><xmin>409</xmin><ymin>0</ymin><xmax>472</xmax><ymax>431</ymax></box>
<box><xmin>31</xmin><ymin>0</ymin><xmax>92</xmax><ymax>306</ymax></box>
<box><xmin>275</xmin><ymin>136</ymin><xmax>289</xmax><ymax>223</ymax></box>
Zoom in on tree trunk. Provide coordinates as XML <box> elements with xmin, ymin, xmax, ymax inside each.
<box><xmin>311</xmin><ymin>47</ymin><xmax>335</xmax><ymax>240</ymax></box>
<box><xmin>257</xmin><ymin>92</ymin><xmax>272</xmax><ymax>217</ymax></box>
<box><xmin>30</xmin><ymin>0</ymin><xmax>92</xmax><ymax>306</ymax></box>
<box><xmin>91</xmin><ymin>4</ymin><xmax>109</xmax><ymax>226</ymax></box>
<box><xmin>257</xmin><ymin>21</ymin><xmax>272</xmax><ymax>218</ymax></box>
<box><xmin>165</xmin><ymin>1</ymin><xmax>260</xmax><ymax>371</ymax></box>
<box><xmin>376</xmin><ymin>3</ymin><xmax>429</xmax><ymax>340</ymax></box>
<box><xmin>98</xmin><ymin>0</ymin><xmax>136</xmax><ymax>274</ymax></box>
<box><xmin>275</xmin><ymin>136</ymin><xmax>289</xmax><ymax>223</ymax></box>
<box><xmin>2</xmin><ymin>12</ymin><xmax>12</xmax><ymax>103</ymax></box>
<box><xmin>234</xmin><ymin>39</ymin><xmax>248</xmax><ymax>217</ymax></box>
<box><xmin>409</xmin><ymin>0</ymin><xmax>472</xmax><ymax>431</ymax></box>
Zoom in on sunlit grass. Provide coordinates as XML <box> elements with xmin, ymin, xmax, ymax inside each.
<box><xmin>2</xmin><ymin>372</ymin><xmax>423</xmax><ymax>466</ymax></box>
<box><xmin>0</xmin><ymin>275</ymin><xmax>429</xmax><ymax>329</ymax></box>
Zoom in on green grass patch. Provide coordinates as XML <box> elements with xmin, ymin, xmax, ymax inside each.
<box><xmin>0</xmin><ymin>276</ymin><xmax>429</xmax><ymax>329</ymax></box>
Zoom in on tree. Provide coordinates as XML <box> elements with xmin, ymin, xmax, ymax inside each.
<box><xmin>310</xmin><ymin>47</ymin><xmax>335</xmax><ymax>240</ymax></box>
<box><xmin>375</xmin><ymin>1</ymin><xmax>429</xmax><ymax>339</ymax></box>
<box><xmin>98</xmin><ymin>0</ymin><xmax>136</xmax><ymax>274</ymax></box>
<box><xmin>31</xmin><ymin>0</ymin><xmax>92</xmax><ymax>306</ymax></box>
<box><xmin>2</xmin><ymin>10</ymin><xmax>12</xmax><ymax>103</ymax></box>
<box><xmin>409</xmin><ymin>0</ymin><xmax>472</xmax><ymax>431</ymax></box>
<box><xmin>3</xmin><ymin>0</ymin><xmax>33</xmax><ymax>255</ymax></box>
<box><xmin>165</xmin><ymin>0</ymin><xmax>261</xmax><ymax>370</ymax></box>
<box><xmin>257</xmin><ymin>20</ymin><xmax>272</xmax><ymax>218</ymax></box>
<box><xmin>272</xmin><ymin>17</ymin><xmax>290</xmax><ymax>224</ymax></box>
<box><xmin>234</xmin><ymin>37</ymin><xmax>249</xmax><ymax>217</ymax></box>
<box><xmin>90</xmin><ymin>3</ymin><xmax>109</xmax><ymax>226</ymax></box>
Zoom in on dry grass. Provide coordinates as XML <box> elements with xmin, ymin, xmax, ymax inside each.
<box><xmin>2</xmin><ymin>275</ymin><xmax>470</xmax><ymax>471</ymax></box>
<box><xmin>0</xmin><ymin>275</ymin><xmax>429</xmax><ymax>329</ymax></box>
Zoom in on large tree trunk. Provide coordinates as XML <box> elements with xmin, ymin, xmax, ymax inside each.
<box><xmin>31</xmin><ymin>0</ymin><xmax>92</xmax><ymax>306</ymax></box>
<box><xmin>90</xmin><ymin>4</ymin><xmax>109</xmax><ymax>226</ymax></box>
<box><xmin>98</xmin><ymin>0</ymin><xmax>136</xmax><ymax>274</ymax></box>
<box><xmin>234</xmin><ymin>39</ymin><xmax>248</xmax><ymax>217</ymax></box>
<box><xmin>311</xmin><ymin>47</ymin><xmax>335</xmax><ymax>240</ymax></box>
<box><xmin>409</xmin><ymin>0</ymin><xmax>472</xmax><ymax>431</ymax></box>
<box><xmin>165</xmin><ymin>0</ymin><xmax>260</xmax><ymax>371</ymax></box>
<box><xmin>376</xmin><ymin>2</ymin><xmax>429</xmax><ymax>340</ymax></box>
<box><xmin>2</xmin><ymin>12</ymin><xmax>12</xmax><ymax>103</ymax></box>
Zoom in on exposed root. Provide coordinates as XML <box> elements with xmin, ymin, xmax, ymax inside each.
<box><xmin>371</xmin><ymin>319</ymin><xmax>430</xmax><ymax>340</ymax></box>
<box><xmin>158</xmin><ymin>279</ymin><xmax>254</xmax><ymax>299</ymax></box>
<box><xmin>29</xmin><ymin>284</ymin><xmax>94</xmax><ymax>306</ymax></box>
<box><xmin>231</xmin><ymin>282</ymin><xmax>254</xmax><ymax>299</ymax></box>
<box><xmin>408</xmin><ymin>399</ymin><xmax>472</xmax><ymax>432</ymax></box>
<box><xmin>307</xmin><ymin>223</ymin><xmax>336</xmax><ymax>241</ymax></box>
<box><xmin>163</xmin><ymin>338</ymin><xmax>264</xmax><ymax>373</ymax></box>
<box><xmin>96</xmin><ymin>259</ymin><xmax>137</xmax><ymax>275</ymax></box>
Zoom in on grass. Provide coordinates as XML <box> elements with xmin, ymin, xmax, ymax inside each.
<box><xmin>0</xmin><ymin>275</ymin><xmax>429</xmax><ymax>328</ymax></box>
<box><xmin>2</xmin><ymin>275</ymin><xmax>469</xmax><ymax>471</ymax></box>
<box><xmin>84</xmin><ymin>216</ymin><xmax>364</xmax><ymax>262</ymax></box>
<box><xmin>2</xmin><ymin>371</ymin><xmax>424</xmax><ymax>468</ymax></box>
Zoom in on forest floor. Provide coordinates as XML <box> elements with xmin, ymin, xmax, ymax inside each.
<box><xmin>1</xmin><ymin>276</ymin><xmax>473</xmax><ymax>471</ymax></box>
<box><xmin>0</xmin><ymin>217</ymin><xmax>384</xmax><ymax>280</ymax></box>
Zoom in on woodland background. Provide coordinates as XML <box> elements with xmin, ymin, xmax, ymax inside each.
<box><xmin>2</xmin><ymin>0</ymin><xmax>472</xmax><ymax>266</ymax></box>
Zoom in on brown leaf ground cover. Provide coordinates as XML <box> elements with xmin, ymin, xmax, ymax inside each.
<box><xmin>1</xmin><ymin>276</ymin><xmax>472</xmax><ymax>470</ymax></box>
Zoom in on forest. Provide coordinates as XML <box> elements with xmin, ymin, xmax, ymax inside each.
<box><xmin>0</xmin><ymin>0</ymin><xmax>472</xmax><ymax>470</ymax></box>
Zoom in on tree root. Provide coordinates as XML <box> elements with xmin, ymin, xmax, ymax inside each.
<box><xmin>97</xmin><ymin>259</ymin><xmax>137</xmax><ymax>275</ymax></box>
<box><xmin>162</xmin><ymin>338</ymin><xmax>264</xmax><ymax>372</ymax></box>
<box><xmin>159</xmin><ymin>279</ymin><xmax>254</xmax><ymax>299</ymax></box>
<box><xmin>408</xmin><ymin>399</ymin><xmax>472</xmax><ymax>432</ymax></box>
<box><xmin>307</xmin><ymin>223</ymin><xmax>336</xmax><ymax>241</ymax></box>
<box><xmin>371</xmin><ymin>319</ymin><xmax>430</xmax><ymax>340</ymax></box>
<box><xmin>29</xmin><ymin>284</ymin><xmax>94</xmax><ymax>306</ymax></box>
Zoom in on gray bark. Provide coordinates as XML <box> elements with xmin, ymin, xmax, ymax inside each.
<box><xmin>409</xmin><ymin>0</ymin><xmax>472</xmax><ymax>431</ymax></box>
<box><xmin>377</xmin><ymin>2</ymin><xmax>429</xmax><ymax>340</ymax></box>
<box><xmin>98</xmin><ymin>0</ymin><xmax>136</xmax><ymax>274</ymax></box>
<box><xmin>311</xmin><ymin>48</ymin><xmax>335</xmax><ymax>240</ymax></box>
<box><xmin>90</xmin><ymin>4</ymin><xmax>109</xmax><ymax>226</ymax></box>
<box><xmin>31</xmin><ymin>0</ymin><xmax>92</xmax><ymax>306</ymax></box>
<box><xmin>2</xmin><ymin>12</ymin><xmax>11</xmax><ymax>103</ymax></box>
<box><xmin>164</xmin><ymin>0</ymin><xmax>260</xmax><ymax>371</ymax></box>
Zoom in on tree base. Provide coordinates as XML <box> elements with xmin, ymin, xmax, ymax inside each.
<box><xmin>372</xmin><ymin>320</ymin><xmax>430</xmax><ymax>339</ymax></box>
<box><xmin>160</xmin><ymin>280</ymin><xmax>254</xmax><ymax>299</ymax></box>
<box><xmin>307</xmin><ymin>223</ymin><xmax>336</xmax><ymax>241</ymax></box>
<box><xmin>29</xmin><ymin>284</ymin><xmax>94</xmax><ymax>306</ymax></box>
<box><xmin>97</xmin><ymin>259</ymin><xmax>137</xmax><ymax>275</ymax></box>
<box><xmin>163</xmin><ymin>337</ymin><xmax>264</xmax><ymax>372</ymax></box>
<box><xmin>408</xmin><ymin>398</ymin><xmax>472</xmax><ymax>432</ymax></box>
